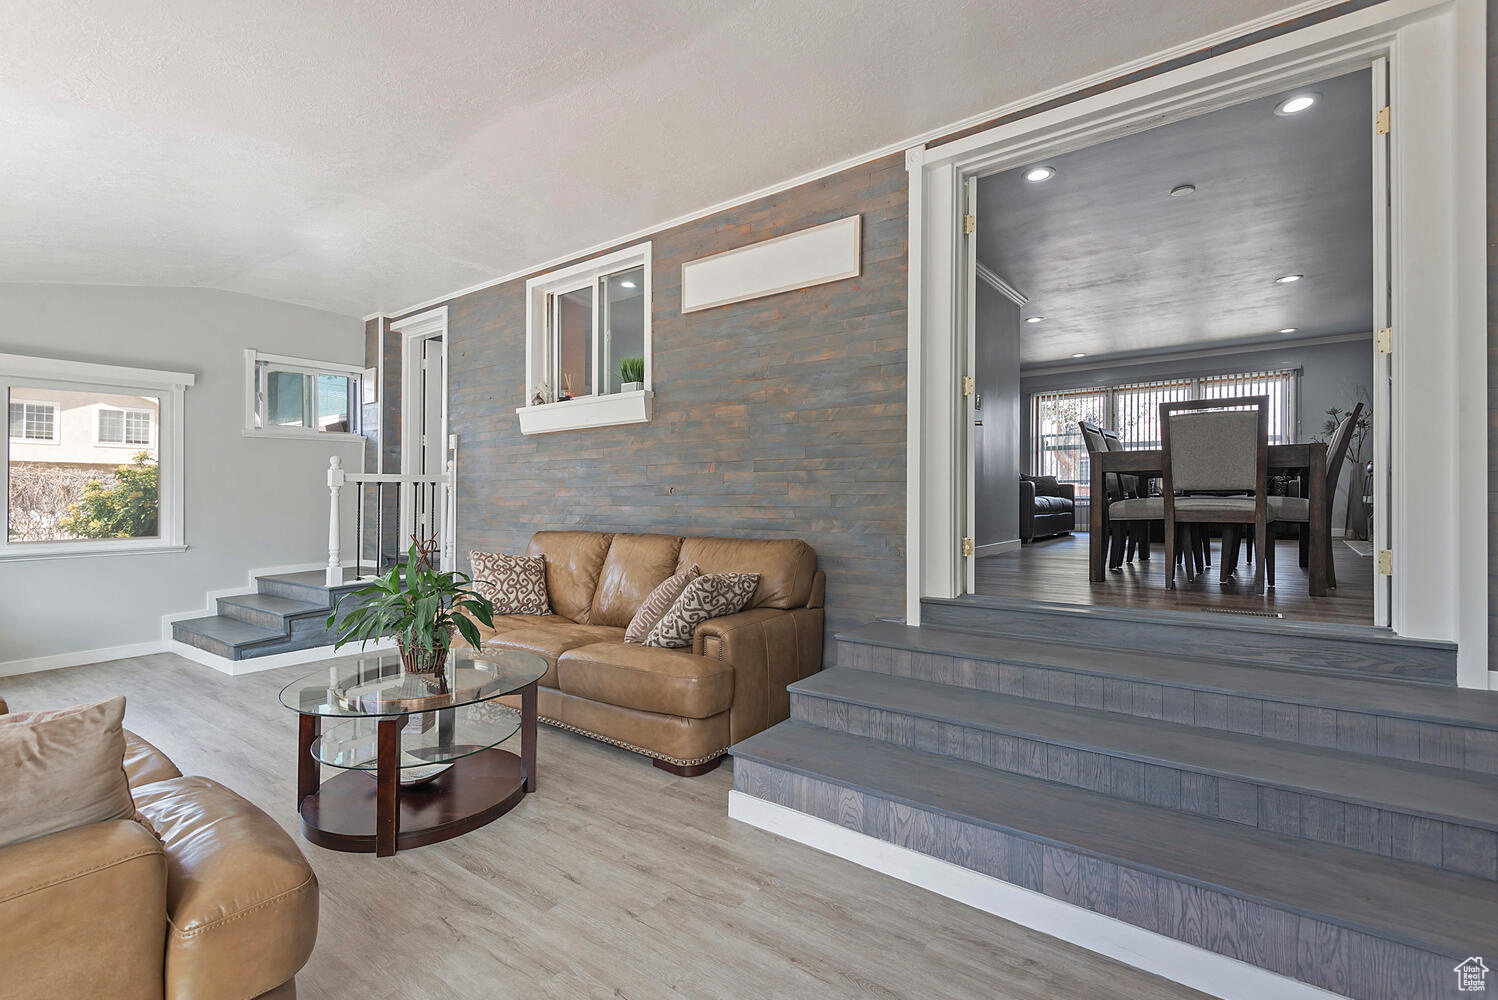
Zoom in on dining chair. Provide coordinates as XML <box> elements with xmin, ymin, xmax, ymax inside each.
<box><xmin>1079</xmin><ymin>420</ymin><xmax>1163</xmax><ymax>570</ymax></box>
<box><xmin>1271</xmin><ymin>401</ymin><xmax>1363</xmax><ymax>589</ymax></box>
<box><xmin>1160</xmin><ymin>396</ymin><xmax>1280</xmax><ymax>593</ymax></box>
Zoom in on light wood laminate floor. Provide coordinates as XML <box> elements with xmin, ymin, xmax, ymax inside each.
<box><xmin>978</xmin><ymin>533</ymin><xmax>1373</xmax><ymax>626</ymax></box>
<box><xmin>2</xmin><ymin>652</ymin><xmax>1208</xmax><ymax>1000</ymax></box>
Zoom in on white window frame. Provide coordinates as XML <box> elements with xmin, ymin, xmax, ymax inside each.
<box><xmin>94</xmin><ymin>404</ymin><xmax>156</xmax><ymax>449</ymax></box>
<box><xmin>7</xmin><ymin>399</ymin><xmax>59</xmax><ymax>444</ymax></box>
<box><xmin>0</xmin><ymin>353</ymin><xmax>192</xmax><ymax>561</ymax></box>
<box><xmin>519</xmin><ymin>241</ymin><xmax>653</xmax><ymax>435</ymax></box>
<box><xmin>243</xmin><ymin>350</ymin><xmax>365</xmax><ymax>440</ymax></box>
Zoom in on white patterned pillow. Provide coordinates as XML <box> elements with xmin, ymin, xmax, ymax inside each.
<box><xmin>625</xmin><ymin>565</ymin><xmax>701</xmax><ymax>644</ymax></box>
<box><xmin>468</xmin><ymin>551</ymin><xmax>551</xmax><ymax>616</ymax></box>
<box><xmin>643</xmin><ymin>573</ymin><xmax>759</xmax><ymax>649</ymax></box>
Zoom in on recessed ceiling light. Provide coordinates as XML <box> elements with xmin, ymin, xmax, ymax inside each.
<box><xmin>1274</xmin><ymin>273</ymin><xmax>1304</xmax><ymax>284</ymax></box>
<box><xmin>619</xmin><ymin>280</ymin><xmax>637</xmax><ymax>289</ymax></box>
<box><xmin>1024</xmin><ymin>166</ymin><xmax>1057</xmax><ymax>183</ymax></box>
<box><xmin>1279</xmin><ymin>328</ymin><xmax>1297</xmax><ymax>334</ymax></box>
<box><xmin>1169</xmin><ymin>184</ymin><xmax>1196</xmax><ymax>197</ymax></box>
<box><xmin>1025</xmin><ymin>316</ymin><xmax>1044</xmax><ymax>324</ymax></box>
<box><xmin>1071</xmin><ymin>353</ymin><xmax>1087</xmax><ymax>358</ymax></box>
<box><xmin>1274</xmin><ymin>93</ymin><xmax>1319</xmax><ymax>116</ymax></box>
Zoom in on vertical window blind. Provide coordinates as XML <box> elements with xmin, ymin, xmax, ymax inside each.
<box><xmin>1030</xmin><ymin>369</ymin><xmax>1298</xmax><ymax>497</ymax></box>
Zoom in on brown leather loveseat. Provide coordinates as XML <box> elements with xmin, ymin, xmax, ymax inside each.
<box><xmin>471</xmin><ymin>531</ymin><xmax>824</xmax><ymax>775</ymax></box>
<box><xmin>0</xmin><ymin>707</ymin><xmax>319</xmax><ymax>1000</ymax></box>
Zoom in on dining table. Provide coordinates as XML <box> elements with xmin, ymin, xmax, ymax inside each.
<box><xmin>1087</xmin><ymin>442</ymin><xmax>1329</xmax><ymax>595</ymax></box>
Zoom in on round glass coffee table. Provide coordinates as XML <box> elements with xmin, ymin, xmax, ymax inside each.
<box><xmin>279</xmin><ymin>648</ymin><xmax>546</xmax><ymax>857</ymax></box>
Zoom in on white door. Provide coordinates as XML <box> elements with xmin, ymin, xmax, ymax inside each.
<box><xmin>1370</xmin><ymin>57</ymin><xmax>1392</xmax><ymax>627</ymax></box>
<box><xmin>962</xmin><ymin>175</ymin><xmax>979</xmax><ymax>593</ymax></box>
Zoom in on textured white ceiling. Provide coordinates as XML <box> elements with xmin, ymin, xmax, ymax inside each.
<box><xmin>0</xmin><ymin>0</ymin><xmax>1304</xmax><ymax>317</ymax></box>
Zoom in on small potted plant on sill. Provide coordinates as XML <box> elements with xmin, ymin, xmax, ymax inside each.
<box><xmin>327</xmin><ymin>535</ymin><xmax>495</xmax><ymax>677</ymax></box>
<box><xmin>616</xmin><ymin>355</ymin><xmax>644</xmax><ymax>393</ymax></box>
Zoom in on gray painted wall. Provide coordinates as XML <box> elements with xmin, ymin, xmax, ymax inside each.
<box><xmin>0</xmin><ymin>284</ymin><xmax>365</xmax><ymax>664</ymax></box>
<box><xmin>1019</xmin><ymin>336</ymin><xmax>1374</xmax><ymax>531</ymax></box>
<box><xmin>975</xmin><ymin>282</ymin><xmax>1022</xmax><ymax>547</ymax></box>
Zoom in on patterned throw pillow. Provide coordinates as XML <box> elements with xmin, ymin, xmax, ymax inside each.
<box><xmin>468</xmin><ymin>551</ymin><xmax>551</xmax><ymax>616</ymax></box>
<box><xmin>625</xmin><ymin>565</ymin><xmax>701</xmax><ymax>644</ymax></box>
<box><xmin>644</xmin><ymin>573</ymin><xmax>760</xmax><ymax>649</ymax></box>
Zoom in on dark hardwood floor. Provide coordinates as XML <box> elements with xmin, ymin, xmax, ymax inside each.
<box><xmin>977</xmin><ymin>533</ymin><xmax>1373</xmax><ymax>626</ymax></box>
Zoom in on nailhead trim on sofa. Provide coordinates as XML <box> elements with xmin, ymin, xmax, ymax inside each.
<box><xmin>538</xmin><ymin>716</ymin><xmax>726</xmax><ymax>767</ymax></box>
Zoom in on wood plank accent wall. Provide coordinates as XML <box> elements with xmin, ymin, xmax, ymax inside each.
<box><xmin>381</xmin><ymin>153</ymin><xmax>908</xmax><ymax>658</ymax></box>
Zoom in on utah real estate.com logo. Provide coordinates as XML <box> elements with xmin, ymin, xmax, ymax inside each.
<box><xmin>1456</xmin><ymin>957</ymin><xmax>1490</xmax><ymax>992</ymax></box>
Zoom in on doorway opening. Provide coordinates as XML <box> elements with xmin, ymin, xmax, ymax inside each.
<box><xmin>959</xmin><ymin>60</ymin><xmax>1392</xmax><ymax>628</ymax></box>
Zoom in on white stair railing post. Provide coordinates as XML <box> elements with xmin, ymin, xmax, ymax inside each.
<box><xmin>326</xmin><ymin>456</ymin><xmax>345</xmax><ymax>586</ymax></box>
<box><xmin>441</xmin><ymin>456</ymin><xmax>456</xmax><ymax>573</ymax></box>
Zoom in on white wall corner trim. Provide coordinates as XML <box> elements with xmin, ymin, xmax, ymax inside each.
<box><xmin>728</xmin><ymin>791</ymin><xmax>1341</xmax><ymax>1000</ymax></box>
<box><xmin>975</xmin><ymin>262</ymin><xmax>1028</xmax><ymax>305</ymax></box>
<box><xmin>679</xmin><ymin>215</ymin><xmax>861</xmax><ymax>314</ymax></box>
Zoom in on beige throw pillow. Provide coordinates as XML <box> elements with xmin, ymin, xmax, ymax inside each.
<box><xmin>0</xmin><ymin>696</ymin><xmax>136</xmax><ymax>848</ymax></box>
<box><xmin>625</xmin><ymin>565</ymin><xmax>701</xmax><ymax>644</ymax></box>
<box><xmin>469</xmin><ymin>551</ymin><xmax>551</xmax><ymax>615</ymax></box>
<box><xmin>644</xmin><ymin>573</ymin><xmax>760</xmax><ymax>649</ymax></box>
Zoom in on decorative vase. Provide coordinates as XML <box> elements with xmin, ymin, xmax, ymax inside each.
<box><xmin>398</xmin><ymin>638</ymin><xmax>449</xmax><ymax>675</ymax></box>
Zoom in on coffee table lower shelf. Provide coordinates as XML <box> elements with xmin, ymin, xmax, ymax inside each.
<box><xmin>299</xmin><ymin>747</ymin><xmax>526</xmax><ymax>855</ymax></box>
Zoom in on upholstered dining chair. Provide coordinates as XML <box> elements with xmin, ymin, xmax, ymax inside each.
<box><xmin>1271</xmin><ymin>401</ymin><xmax>1363</xmax><ymax>589</ymax></box>
<box><xmin>1079</xmin><ymin>420</ymin><xmax>1163</xmax><ymax>569</ymax></box>
<box><xmin>1160</xmin><ymin>396</ymin><xmax>1280</xmax><ymax>593</ymax></box>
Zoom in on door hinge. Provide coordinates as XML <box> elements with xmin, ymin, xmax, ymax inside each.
<box><xmin>1377</xmin><ymin>550</ymin><xmax>1393</xmax><ymax>575</ymax></box>
<box><xmin>961</xmin><ymin>375</ymin><xmax>975</xmax><ymax>396</ymax></box>
<box><xmin>961</xmin><ymin>537</ymin><xmax>975</xmax><ymax>558</ymax></box>
<box><xmin>962</xmin><ymin>214</ymin><xmax>977</xmax><ymax>235</ymax></box>
<box><xmin>1375</xmin><ymin>106</ymin><xmax>1390</xmax><ymax>135</ymax></box>
<box><xmin>1376</xmin><ymin>327</ymin><xmax>1392</xmax><ymax>354</ymax></box>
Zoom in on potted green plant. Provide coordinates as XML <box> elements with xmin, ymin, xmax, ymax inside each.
<box><xmin>327</xmin><ymin>538</ymin><xmax>495</xmax><ymax>675</ymax></box>
<box><xmin>616</xmin><ymin>355</ymin><xmax>644</xmax><ymax>393</ymax></box>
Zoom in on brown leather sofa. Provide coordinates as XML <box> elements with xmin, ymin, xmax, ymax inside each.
<box><xmin>470</xmin><ymin>531</ymin><xmax>824</xmax><ymax>775</ymax></box>
<box><xmin>0</xmin><ymin>713</ymin><xmax>319</xmax><ymax>1000</ymax></box>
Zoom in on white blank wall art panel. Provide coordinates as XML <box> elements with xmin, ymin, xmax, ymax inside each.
<box><xmin>680</xmin><ymin>215</ymin><xmax>861</xmax><ymax>313</ymax></box>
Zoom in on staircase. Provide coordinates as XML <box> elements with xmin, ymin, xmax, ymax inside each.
<box><xmin>171</xmin><ymin>571</ymin><xmax>368</xmax><ymax>661</ymax></box>
<box><xmin>730</xmin><ymin>611</ymin><xmax>1498</xmax><ymax>1000</ymax></box>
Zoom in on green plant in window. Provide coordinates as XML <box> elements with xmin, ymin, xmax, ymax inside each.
<box><xmin>615</xmin><ymin>356</ymin><xmax>645</xmax><ymax>385</ymax></box>
<box><xmin>58</xmin><ymin>452</ymin><xmax>159</xmax><ymax>539</ymax></box>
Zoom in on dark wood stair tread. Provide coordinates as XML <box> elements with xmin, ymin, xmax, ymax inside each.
<box><xmin>839</xmin><ymin>621</ymin><xmax>1498</xmax><ymax>731</ymax></box>
<box><xmin>172</xmin><ymin>615</ymin><xmax>281</xmax><ymax>644</ymax></box>
<box><xmin>731</xmin><ymin>721</ymin><xmax>1498</xmax><ymax>960</ymax></box>
<box><xmin>793</xmin><ymin>668</ymin><xmax>1498</xmax><ymax>831</ymax></box>
<box><xmin>219</xmin><ymin>594</ymin><xmax>328</xmax><ymax>616</ymax></box>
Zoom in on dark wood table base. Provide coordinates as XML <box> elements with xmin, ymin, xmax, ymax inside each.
<box><xmin>300</xmin><ymin>746</ymin><xmax>526</xmax><ymax>855</ymax></box>
<box><xmin>297</xmin><ymin>680</ymin><xmax>538</xmax><ymax>857</ymax></box>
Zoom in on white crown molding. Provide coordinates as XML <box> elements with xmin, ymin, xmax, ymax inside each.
<box><xmin>377</xmin><ymin>0</ymin><xmax>1346</xmax><ymax>321</ymax></box>
<box><xmin>975</xmin><ymin>262</ymin><xmax>1027</xmax><ymax>305</ymax></box>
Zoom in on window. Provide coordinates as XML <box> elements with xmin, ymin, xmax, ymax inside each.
<box><xmin>96</xmin><ymin>406</ymin><xmax>154</xmax><ymax>447</ymax></box>
<box><xmin>7</xmin><ymin>401</ymin><xmax>57</xmax><ymax>443</ymax></box>
<box><xmin>244</xmin><ymin>351</ymin><xmax>362</xmax><ymax>438</ymax></box>
<box><xmin>1031</xmin><ymin>369</ymin><xmax>1299</xmax><ymax>496</ymax></box>
<box><xmin>519</xmin><ymin>243</ymin><xmax>652</xmax><ymax>435</ymax></box>
<box><xmin>2</xmin><ymin>353</ymin><xmax>191</xmax><ymax>559</ymax></box>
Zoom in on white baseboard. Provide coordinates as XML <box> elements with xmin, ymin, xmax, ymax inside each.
<box><xmin>975</xmin><ymin>538</ymin><xmax>1021</xmax><ymax>558</ymax></box>
<box><xmin>728</xmin><ymin>791</ymin><xmax>1338</xmax><ymax>1000</ymax></box>
<box><xmin>0</xmin><ymin>640</ymin><xmax>168</xmax><ymax>679</ymax></box>
<box><xmin>166</xmin><ymin>637</ymin><xmax>393</xmax><ymax>676</ymax></box>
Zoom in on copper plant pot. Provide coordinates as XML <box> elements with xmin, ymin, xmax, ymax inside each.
<box><xmin>398</xmin><ymin>638</ymin><xmax>449</xmax><ymax>676</ymax></box>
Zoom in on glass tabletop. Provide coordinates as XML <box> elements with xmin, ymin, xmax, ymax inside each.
<box><xmin>279</xmin><ymin>647</ymin><xmax>547</xmax><ymax>719</ymax></box>
<box><xmin>311</xmin><ymin>700</ymin><xmax>522</xmax><ymax>773</ymax></box>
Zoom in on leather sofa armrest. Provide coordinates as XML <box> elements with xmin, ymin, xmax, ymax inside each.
<box><xmin>0</xmin><ymin>819</ymin><xmax>167</xmax><ymax>1000</ymax></box>
<box><xmin>1060</xmin><ymin>483</ymin><xmax>1076</xmax><ymax>500</ymax></box>
<box><xmin>1019</xmin><ymin>479</ymin><xmax>1037</xmax><ymax>541</ymax></box>
<box><xmin>694</xmin><ymin>605</ymin><xmax>824</xmax><ymax>744</ymax></box>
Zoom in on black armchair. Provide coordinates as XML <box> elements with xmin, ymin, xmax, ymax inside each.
<box><xmin>1020</xmin><ymin>475</ymin><xmax>1076</xmax><ymax>542</ymax></box>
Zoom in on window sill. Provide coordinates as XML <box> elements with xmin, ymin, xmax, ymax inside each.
<box><xmin>242</xmin><ymin>428</ymin><xmax>366</xmax><ymax>442</ymax></box>
<box><xmin>0</xmin><ymin>542</ymin><xmax>188</xmax><ymax>563</ymax></box>
<box><xmin>515</xmin><ymin>390</ymin><xmax>653</xmax><ymax>435</ymax></box>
